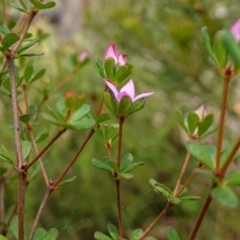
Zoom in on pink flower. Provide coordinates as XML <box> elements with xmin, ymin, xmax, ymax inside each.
<box><xmin>230</xmin><ymin>18</ymin><xmax>240</xmax><ymax>42</ymax></box>
<box><xmin>104</xmin><ymin>44</ymin><xmax>127</xmax><ymax>66</ymax></box>
<box><xmin>105</xmin><ymin>79</ymin><xmax>154</xmax><ymax>102</ymax></box>
<box><xmin>78</xmin><ymin>50</ymin><xmax>88</xmax><ymax>62</ymax></box>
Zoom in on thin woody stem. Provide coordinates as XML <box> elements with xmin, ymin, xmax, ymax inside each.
<box><xmin>28</xmin><ymin>187</ymin><xmax>52</xmax><ymax>240</ymax></box>
<box><xmin>173</xmin><ymin>152</ymin><xmax>191</xmax><ymax>195</ymax></box>
<box><xmin>215</xmin><ymin>68</ymin><xmax>232</xmax><ymax>169</ymax></box>
<box><xmin>26</xmin><ymin>129</ymin><xmax>66</xmax><ymax>171</ymax></box>
<box><xmin>139</xmin><ymin>202</ymin><xmax>173</xmax><ymax>240</ymax></box>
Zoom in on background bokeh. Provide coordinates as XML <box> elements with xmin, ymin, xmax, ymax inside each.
<box><xmin>1</xmin><ymin>0</ymin><xmax>240</xmax><ymax>239</ymax></box>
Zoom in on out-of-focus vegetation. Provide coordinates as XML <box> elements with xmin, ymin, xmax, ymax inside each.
<box><xmin>1</xmin><ymin>0</ymin><xmax>240</xmax><ymax>239</ymax></box>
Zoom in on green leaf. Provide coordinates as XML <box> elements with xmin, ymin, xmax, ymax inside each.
<box><xmin>186</xmin><ymin>141</ymin><xmax>216</xmax><ymax>169</ymax></box>
<box><xmin>197</xmin><ymin>114</ymin><xmax>214</xmax><ymax>137</ymax></box>
<box><xmin>104</xmin><ymin>92</ymin><xmax>116</xmax><ymax>113</ymax></box>
<box><xmin>113</xmin><ymin>63</ymin><xmax>134</xmax><ymax>84</ymax></box>
<box><xmin>71</xmin><ymin>116</ymin><xmax>95</xmax><ymax>130</ymax></box>
<box><xmin>179</xmin><ymin>196</ymin><xmax>201</xmax><ymax>201</ymax></box>
<box><xmin>213</xmin><ymin>32</ymin><xmax>227</xmax><ymax>67</ymax></box>
<box><xmin>18</xmin><ymin>38</ymin><xmax>38</xmax><ymax>54</ymax></box>
<box><xmin>10</xmin><ymin>216</ymin><xmax>18</xmax><ymax>240</ymax></box>
<box><xmin>193</xmin><ymin>168</ymin><xmax>220</xmax><ymax>184</ymax></box>
<box><xmin>69</xmin><ymin>104</ymin><xmax>90</xmax><ymax>122</ymax></box>
<box><xmin>94</xmin><ymin>231</ymin><xmax>112</xmax><ymax>240</ymax></box>
<box><xmin>225</xmin><ymin>170</ymin><xmax>240</xmax><ymax>186</ymax></box>
<box><xmin>168</xmin><ymin>194</ymin><xmax>182</xmax><ymax>205</ymax></box>
<box><xmin>211</xmin><ymin>185</ymin><xmax>238</xmax><ymax>208</ymax></box>
<box><xmin>9</xmin><ymin>3</ymin><xmax>26</xmax><ymax>13</ymax></box>
<box><xmin>33</xmin><ymin>228</ymin><xmax>59</xmax><ymax>240</ymax></box>
<box><xmin>221</xmin><ymin>30</ymin><xmax>240</xmax><ymax>70</ymax></box>
<box><xmin>176</xmin><ymin>110</ymin><xmax>187</xmax><ymax>132</ymax></box>
<box><xmin>22</xmin><ymin>141</ymin><xmax>32</xmax><ymax>160</ymax></box>
<box><xmin>35</xmin><ymin>128</ymin><xmax>49</xmax><ymax>143</ymax></box>
<box><xmin>31</xmin><ymin>69</ymin><xmax>46</xmax><ymax>82</ymax></box>
<box><xmin>120</xmin><ymin>153</ymin><xmax>134</xmax><ymax>171</ymax></box>
<box><xmin>128</xmin><ymin>98</ymin><xmax>146</xmax><ymax>115</ymax></box>
<box><xmin>19</xmin><ymin>52</ymin><xmax>44</xmax><ymax>57</ymax></box>
<box><xmin>149</xmin><ymin>178</ymin><xmax>173</xmax><ymax>198</ymax></box>
<box><xmin>122</xmin><ymin>162</ymin><xmax>144</xmax><ymax>173</ymax></box>
<box><xmin>58</xmin><ymin>176</ymin><xmax>76</xmax><ymax>187</ymax></box>
<box><xmin>0</xmin><ymin>24</ymin><xmax>11</xmax><ymax>35</ymax></box>
<box><xmin>201</xmin><ymin>27</ymin><xmax>218</xmax><ymax>65</ymax></box>
<box><xmin>19</xmin><ymin>114</ymin><xmax>31</xmax><ymax>124</ymax></box>
<box><xmin>56</xmin><ymin>99</ymin><xmax>67</xmax><ymax>119</ymax></box>
<box><xmin>118</xmin><ymin>172</ymin><xmax>134</xmax><ymax>179</ymax></box>
<box><xmin>130</xmin><ymin>229</ymin><xmax>143</xmax><ymax>240</ymax></box>
<box><xmin>117</xmin><ymin>96</ymin><xmax>132</xmax><ymax>116</ymax></box>
<box><xmin>184</xmin><ymin>112</ymin><xmax>199</xmax><ymax>134</ymax></box>
<box><xmin>95</xmin><ymin>59</ymin><xmax>107</xmax><ymax>78</ymax></box>
<box><xmin>29</xmin><ymin>0</ymin><xmax>56</xmax><ymax>9</ymax></box>
<box><xmin>0</xmin><ymin>235</ymin><xmax>8</xmax><ymax>240</ymax></box>
<box><xmin>104</xmin><ymin>57</ymin><xmax>115</xmax><ymax>80</ymax></box>
<box><xmin>19</xmin><ymin>0</ymin><xmax>28</xmax><ymax>10</ymax></box>
<box><xmin>0</xmin><ymin>145</ymin><xmax>14</xmax><ymax>165</ymax></box>
<box><xmin>220</xmin><ymin>144</ymin><xmax>240</xmax><ymax>167</ymax></box>
<box><xmin>41</xmin><ymin>112</ymin><xmax>59</xmax><ymax>125</ymax></box>
<box><xmin>104</xmin><ymin>125</ymin><xmax>116</xmax><ymax>141</ymax></box>
<box><xmin>2</xmin><ymin>33</ymin><xmax>20</xmax><ymax>49</ymax></box>
<box><xmin>108</xmin><ymin>160</ymin><xmax>120</xmax><ymax>173</ymax></box>
<box><xmin>166</xmin><ymin>227</ymin><xmax>181</xmax><ymax>240</ymax></box>
<box><xmin>24</xmin><ymin>65</ymin><xmax>34</xmax><ymax>83</ymax></box>
<box><xmin>96</xmin><ymin>113</ymin><xmax>111</xmax><ymax>123</ymax></box>
<box><xmin>107</xmin><ymin>223</ymin><xmax>119</xmax><ymax>239</ymax></box>
<box><xmin>92</xmin><ymin>158</ymin><xmax>112</xmax><ymax>172</ymax></box>
<box><xmin>29</xmin><ymin>104</ymin><xmax>38</xmax><ymax>116</ymax></box>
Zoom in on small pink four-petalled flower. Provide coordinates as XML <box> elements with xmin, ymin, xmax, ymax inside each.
<box><xmin>104</xmin><ymin>44</ymin><xmax>127</xmax><ymax>66</ymax></box>
<box><xmin>230</xmin><ymin>18</ymin><xmax>240</xmax><ymax>43</ymax></box>
<box><xmin>105</xmin><ymin>79</ymin><xmax>154</xmax><ymax>102</ymax></box>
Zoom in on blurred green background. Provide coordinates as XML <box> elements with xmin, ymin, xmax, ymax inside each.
<box><xmin>1</xmin><ymin>0</ymin><xmax>240</xmax><ymax>239</ymax></box>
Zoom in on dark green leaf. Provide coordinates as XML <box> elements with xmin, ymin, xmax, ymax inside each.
<box><xmin>18</xmin><ymin>38</ymin><xmax>39</xmax><ymax>54</ymax></box>
<box><xmin>94</xmin><ymin>231</ymin><xmax>112</xmax><ymax>240</ymax></box>
<box><xmin>179</xmin><ymin>196</ymin><xmax>201</xmax><ymax>201</ymax></box>
<box><xmin>184</xmin><ymin>112</ymin><xmax>199</xmax><ymax>134</ymax></box>
<box><xmin>225</xmin><ymin>170</ymin><xmax>240</xmax><ymax>186</ymax></box>
<box><xmin>0</xmin><ymin>145</ymin><xmax>14</xmax><ymax>165</ymax></box>
<box><xmin>117</xmin><ymin>96</ymin><xmax>132</xmax><ymax>116</ymax></box>
<box><xmin>108</xmin><ymin>160</ymin><xmax>120</xmax><ymax>173</ymax></box>
<box><xmin>35</xmin><ymin>128</ymin><xmax>49</xmax><ymax>143</ymax></box>
<box><xmin>19</xmin><ymin>52</ymin><xmax>44</xmax><ymax>57</ymax></box>
<box><xmin>24</xmin><ymin>65</ymin><xmax>34</xmax><ymax>83</ymax></box>
<box><xmin>2</xmin><ymin>33</ymin><xmax>20</xmax><ymax>49</ymax></box>
<box><xmin>198</xmin><ymin>114</ymin><xmax>214</xmax><ymax>137</ymax></box>
<box><xmin>104</xmin><ymin>57</ymin><xmax>115</xmax><ymax>80</ymax></box>
<box><xmin>31</xmin><ymin>69</ymin><xmax>46</xmax><ymax>82</ymax></box>
<box><xmin>186</xmin><ymin>141</ymin><xmax>216</xmax><ymax>169</ymax></box>
<box><xmin>122</xmin><ymin>162</ymin><xmax>144</xmax><ymax>173</ymax></box>
<box><xmin>19</xmin><ymin>114</ymin><xmax>31</xmax><ymax>124</ymax></box>
<box><xmin>113</xmin><ymin>63</ymin><xmax>134</xmax><ymax>84</ymax></box>
<box><xmin>128</xmin><ymin>98</ymin><xmax>146</xmax><ymax>115</ymax></box>
<box><xmin>29</xmin><ymin>0</ymin><xmax>56</xmax><ymax>9</ymax></box>
<box><xmin>96</xmin><ymin>113</ymin><xmax>111</xmax><ymax>123</ymax></box>
<box><xmin>221</xmin><ymin>30</ymin><xmax>240</xmax><ymax>69</ymax></box>
<box><xmin>95</xmin><ymin>58</ymin><xmax>107</xmax><ymax>78</ymax></box>
<box><xmin>120</xmin><ymin>153</ymin><xmax>134</xmax><ymax>171</ymax></box>
<box><xmin>58</xmin><ymin>176</ymin><xmax>76</xmax><ymax>187</ymax></box>
<box><xmin>211</xmin><ymin>185</ymin><xmax>238</xmax><ymax>208</ymax></box>
<box><xmin>104</xmin><ymin>92</ymin><xmax>116</xmax><ymax>113</ymax></box>
<box><xmin>22</xmin><ymin>141</ymin><xmax>32</xmax><ymax>159</ymax></box>
<box><xmin>213</xmin><ymin>32</ymin><xmax>227</xmax><ymax>67</ymax></box>
<box><xmin>92</xmin><ymin>158</ymin><xmax>112</xmax><ymax>172</ymax></box>
<box><xmin>166</xmin><ymin>227</ymin><xmax>181</xmax><ymax>240</ymax></box>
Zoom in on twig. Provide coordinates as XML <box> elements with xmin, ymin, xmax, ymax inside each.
<box><xmin>26</xmin><ymin>129</ymin><xmax>66</xmax><ymax>171</ymax></box>
<box><xmin>28</xmin><ymin>186</ymin><xmax>52</xmax><ymax>240</ymax></box>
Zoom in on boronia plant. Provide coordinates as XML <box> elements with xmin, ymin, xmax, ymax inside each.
<box><xmin>1</xmin><ymin>1</ymin><xmax>240</xmax><ymax>240</ymax></box>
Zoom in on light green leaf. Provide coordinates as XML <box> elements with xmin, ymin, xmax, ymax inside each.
<box><xmin>58</xmin><ymin>176</ymin><xmax>76</xmax><ymax>187</ymax></box>
<box><xmin>0</xmin><ymin>145</ymin><xmax>14</xmax><ymax>165</ymax></box>
<box><xmin>22</xmin><ymin>141</ymin><xmax>32</xmax><ymax>160</ymax></box>
<box><xmin>92</xmin><ymin>158</ymin><xmax>112</xmax><ymax>172</ymax></box>
<box><xmin>166</xmin><ymin>227</ymin><xmax>181</xmax><ymax>240</ymax></box>
<box><xmin>107</xmin><ymin>223</ymin><xmax>119</xmax><ymax>239</ymax></box>
<box><xmin>225</xmin><ymin>170</ymin><xmax>240</xmax><ymax>186</ymax></box>
<box><xmin>94</xmin><ymin>231</ymin><xmax>112</xmax><ymax>240</ymax></box>
<box><xmin>29</xmin><ymin>0</ymin><xmax>56</xmax><ymax>9</ymax></box>
<box><xmin>130</xmin><ymin>229</ymin><xmax>143</xmax><ymax>240</ymax></box>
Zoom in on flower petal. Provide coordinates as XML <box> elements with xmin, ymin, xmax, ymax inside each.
<box><xmin>105</xmin><ymin>80</ymin><xmax>119</xmax><ymax>100</ymax></box>
<box><xmin>133</xmin><ymin>92</ymin><xmax>154</xmax><ymax>102</ymax></box>
<box><xmin>117</xmin><ymin>91</ymin><xmax>131</xmax><ymax>102</ymax></box>
<box><xmin>230</xmin><ymin>18</ymin><xmax>240</xmax><ymax>42</ymax></box>
<box><xmin>118</xmin><ymin>54</ymin><xmax>128</xmax><ymax>65</ymax></box>
<box><xmin>120</xmin><ymin>80</ymin><xmax>135</xmax><ymax>100</ymax></box>
<box><xmin>104</xmin><ymin>44</ymin><xmax>118</xmax><ymax>64</ymax></box>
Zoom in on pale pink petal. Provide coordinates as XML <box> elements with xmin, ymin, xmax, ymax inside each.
<box><xmin>120</xmin><ymin>80</ymin><xmax>135</xmax><ymax>100</ymax></box>
<box><xmin>230</xmin><ymin>18</ymin><xmax>240</xmax><ymax>42</ymax></box>
<box><xmin>104</xmin><ymin>44</ymin><xmax>118</xmax><ymax>64</ymax></box>
<box><xmin>133</xmin><ymin>92</ymin><xmax>154</xmax><ymax>102</ymax></box>
<box><xmin>117</xmin><ymin>91</ymin><xmax>131</xmax><ymax>102</ymax></box>
<box><xmin>105</xmin><ymin>80</ymin><xmax>119</xmax><ymax>99</ymax></box>
<box><xmin>118</xmin><ymin>54</ymin><xmax>127</xmax><ymax>65</ymax></box>
<box><xmin>78</xmin><ymin>49</ymin><xmax>88</xmax><ymax>62</ymax></box>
